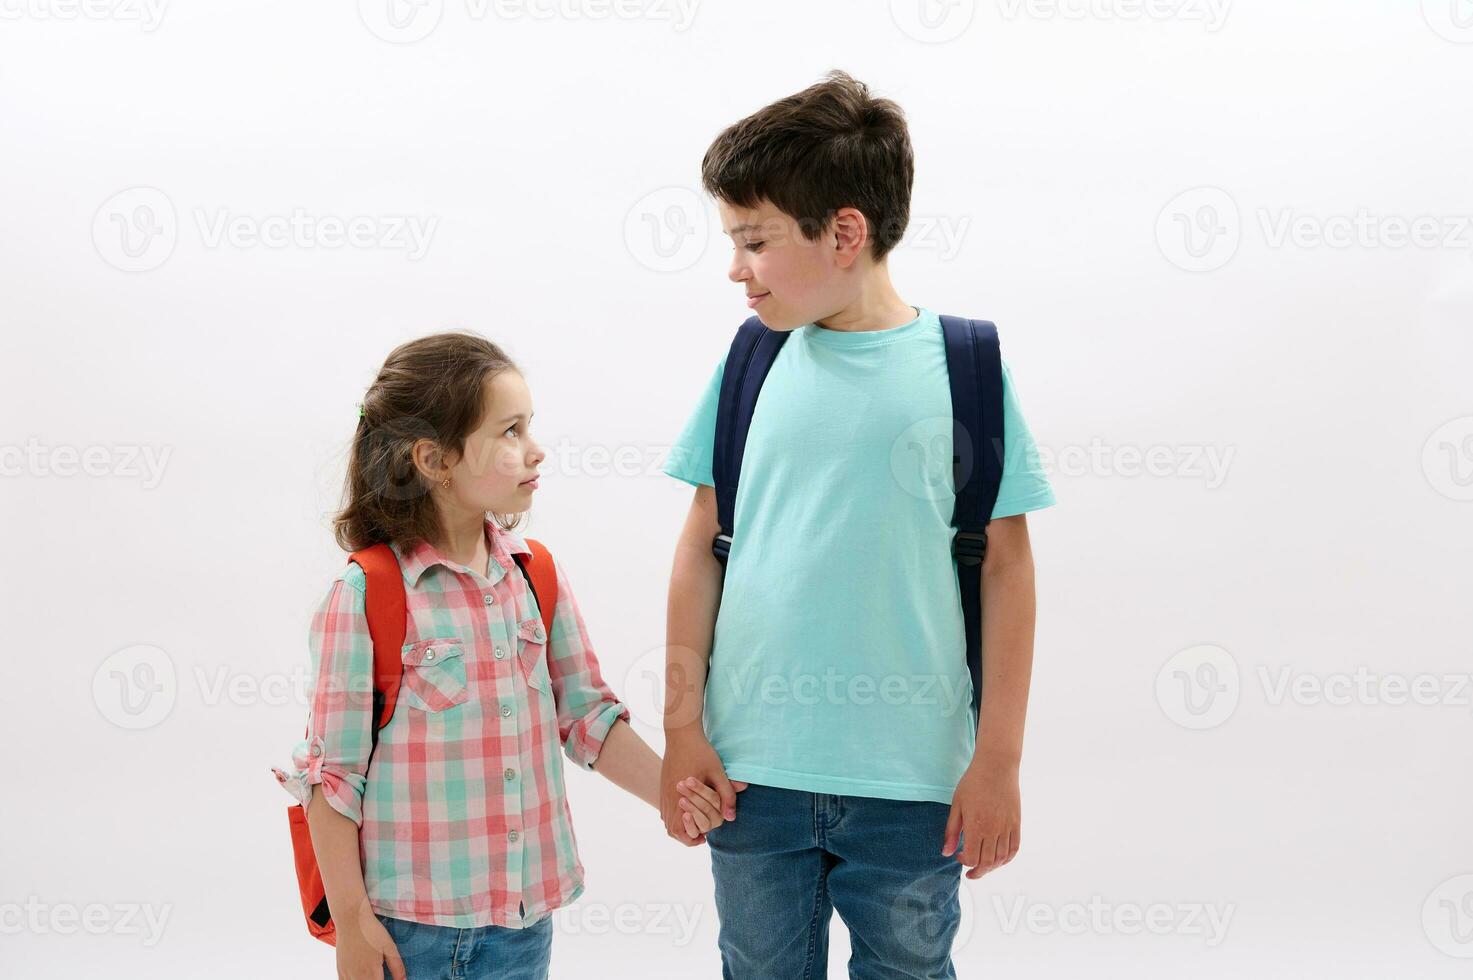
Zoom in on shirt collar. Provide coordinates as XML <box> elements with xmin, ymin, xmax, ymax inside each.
<box><xmin>393</xmin><ymin>516</ymin><xmax>532</xmax><ymax>587</ymax></box>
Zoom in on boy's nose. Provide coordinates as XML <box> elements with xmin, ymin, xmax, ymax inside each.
<box><xmin>728</xmin><ymin>254</ymin><xmax>750</xmax><ymax>283</ymax></box>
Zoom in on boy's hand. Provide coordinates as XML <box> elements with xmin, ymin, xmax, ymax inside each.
<box><xmin>660</xmin><ymin>728</ymin><xmax>743</xmax><ymax>845</ymax></box>
<box><xmin>942</xmin><ymin>755</ymin><xmax>1021</xmax><ymax>879</ymax></box>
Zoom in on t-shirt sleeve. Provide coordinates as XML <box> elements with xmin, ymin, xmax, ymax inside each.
<box><xmin>991</xmin><ymin>359</ymin><xmax>1057</xmax><ymax>519</ymax></box>
<box><xmin>660</xmin><ymin>354</ymin><xmax>727</xmax><ymax>489</ymax></box>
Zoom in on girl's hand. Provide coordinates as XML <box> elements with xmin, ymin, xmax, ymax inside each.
<box><xmin>675</xmin><ymin>776</ymin><xmax>747</xmax><ymax>841</ymax></box>
<box><xmin>336</xmin><ymin>901</ymin><xmax>406</xmax><ymax>980</ymax></box>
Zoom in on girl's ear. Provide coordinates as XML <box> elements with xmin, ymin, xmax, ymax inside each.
<box><xmin>410</xmin><ymin>437</ymin><xmax>453</xmax><ymax>484</ymax></box>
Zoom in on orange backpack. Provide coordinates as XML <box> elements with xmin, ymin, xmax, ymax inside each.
<box><xmin>286</xmin><ymin>537</ymin><xmax>560</xmax><ymax>946</ymax></box>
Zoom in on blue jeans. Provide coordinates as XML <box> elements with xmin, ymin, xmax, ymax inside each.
<box><xmin>376</xmin><ymin>908</ymin><xmax>553</xmax><ymax>980</ymax></box>
<box><xmin>707</xmin><ymin>783</ymin><xmax>962</xmax><ymax>980</ymax></box>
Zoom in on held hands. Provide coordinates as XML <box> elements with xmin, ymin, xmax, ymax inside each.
<box><xmin>660</xmin><ymin>728</ymin><xmax>747</xmax><ymax>846</ymax></box>
<box><xmin>943</xmin><ymin>755</ymin><xmax>1021</xmax><ymax>879</ymax></box>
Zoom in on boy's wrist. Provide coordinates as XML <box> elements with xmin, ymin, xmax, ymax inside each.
<box><xmin>969</xmin><ymin>743</ymin><xmax>1022</xmax><ymax>771</ymax></box>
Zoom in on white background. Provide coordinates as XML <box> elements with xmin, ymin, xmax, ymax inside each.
<box><xmin>2</xmin><ymin>1</ymin><xmax>1471</xmax><ymax>977</ymax></box>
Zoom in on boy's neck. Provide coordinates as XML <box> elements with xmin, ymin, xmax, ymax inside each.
<box><xmin>814</xmin><ymin>265</ymin><xmax>916</xmax><ymax>334</ymax></box>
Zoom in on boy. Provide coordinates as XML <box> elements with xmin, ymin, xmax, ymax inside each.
<box><xmin>659</xmin><ymin>71</ymin><xmax>1055</xmax><ymax>978</ymax></box>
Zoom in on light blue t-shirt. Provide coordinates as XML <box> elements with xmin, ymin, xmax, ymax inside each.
<box><xmin>661</xmin><ymin>307</ymin><xmax>1055</xmax><ymax>804</ymax></box>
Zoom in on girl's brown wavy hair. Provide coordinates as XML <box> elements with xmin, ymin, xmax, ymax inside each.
<box><xmin>333</xmin><ymin>332</ymin><xmax>522</xmax><ymax>554</ymax></box>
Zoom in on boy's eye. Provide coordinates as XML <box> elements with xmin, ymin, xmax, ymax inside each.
<box><xmin>743</xmin><ymin>241</ymin><xmax>765</xmax><ymax>252</ymax></box>
<box><xmin>504</xmin><ymin>425</ymin><xmax>519</xmax><ymax>438</ymax></box>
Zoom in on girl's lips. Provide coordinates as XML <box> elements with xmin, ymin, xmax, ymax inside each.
<box><xmin>746</xmin><ymin>292</ymin><xmax>769</xmax><ymax>309</ymax></box>
<box><xmin>520</xmin><ymin>478</ymin><xmax>539</xmax><ymax>489</ymax></box>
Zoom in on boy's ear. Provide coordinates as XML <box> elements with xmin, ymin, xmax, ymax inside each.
<box><xmin>830</xmin><ymin>207</ymin><xmax>869</xmax><ymax>268</ymax></box>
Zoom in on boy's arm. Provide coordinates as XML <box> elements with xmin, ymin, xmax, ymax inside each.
<box><xmin>943</xmin><ymin>513</ymin><xmax>1037</xmax><ymax>879</ymax></box>
<box><xmin>660</xmin><ymin>485</ymin><xmax>743</xmax><ymax>837</ymax></box>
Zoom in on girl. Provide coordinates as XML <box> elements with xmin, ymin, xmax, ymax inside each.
<box><xmin>273</xmin><ymin>332</ymin><xmax>730</xmax><ymax>980</ymax></box>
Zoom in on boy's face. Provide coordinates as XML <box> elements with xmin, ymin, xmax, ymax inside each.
<box><xmin>719</xmin><ymin>198</ymin><xmax>857</xmax><ymax>332</ymax></box>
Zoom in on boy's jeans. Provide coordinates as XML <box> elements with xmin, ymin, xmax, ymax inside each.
<box><xmin>707</xmin><ymin>783</ymin><xmax>962</xmax><ymax>980</ymax></box>
<box><xmin>375</xmin><ymin>908</ymin><xmax>553</xmax><ymax>980</ymax></box>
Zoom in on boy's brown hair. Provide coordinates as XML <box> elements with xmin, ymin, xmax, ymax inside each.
<box><xmin>700</xmin><ymin>70</ymin><xmax>914</xmax><ymax>260</ymax></box>
<box><xmin>333</xmin><ymin>331</ymin><xmax>522</xmax><ymax>553</ymax></box>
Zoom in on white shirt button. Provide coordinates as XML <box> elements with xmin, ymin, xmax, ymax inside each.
<box><xmin>495</xmin><ymin>647</ymin><xmax>506</xmax><ymax>660</ymax></box>
<box><xmin>424</xmin><ymin>650</ymin><xmax>435</xmax><ymax>662</ymax></box>
<box><xmin>508</xmin><ymin>830</ymin><xmax>519</xmax><ymax>843</ymax></box>
<box><xmin>484</xmin><ymin>594</ymin><xmax>495</xmax><ymax>605</ymax></box>
<box><xmin>504</xmin><ymin>768</ymin><xmax>516</xmax><ymax>781</ymax></box>
<box><xmin>500</xmin><ymin>704</ymin><xmax>512</xmax><ymax>717</ymax></box>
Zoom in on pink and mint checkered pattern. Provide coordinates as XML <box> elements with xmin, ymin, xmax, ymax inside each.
<box><xmin>273</xmin><ymin>518</ymin><xmax>630</xmax><ymax>929</ymax></box>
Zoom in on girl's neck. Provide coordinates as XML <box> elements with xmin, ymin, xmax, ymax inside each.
<box><xmin>434</xmin><ymin>513</ymin><xmax>492</xmax><ymax>572</ymax></box>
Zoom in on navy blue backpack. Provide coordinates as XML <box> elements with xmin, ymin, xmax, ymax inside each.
<box><xmin>710</xmin><ymin>314</ymin><xmax>1006</xmax><ymax>720</ymax></box>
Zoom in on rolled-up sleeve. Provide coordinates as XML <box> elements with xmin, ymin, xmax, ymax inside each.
<box><xmin>542</xmin><ymin>555</ymin><xmax>631</xmax><ymax>770</ymax></box>
<box><xmin>271</xmin><ymin>566</ymin><xmax>376</xmax><ymax>825</ymax></box>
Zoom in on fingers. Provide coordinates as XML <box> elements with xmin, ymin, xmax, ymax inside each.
<box><xmin>678</xmin><ymin>812</ymin><xmax>706</xmax><ymax>846</ymax></box>
<box><xmin>942</xmin><ymin>806</ymin><xmax>962</xmax><ymax>857</ymax></box>
<box><xmin>732</xmin><ymin>781</ymin><xmax>749</xmax><ymax>792</ymax></box>
<box><xmin>676</xmin><ymin>776</ymin><xmax>723</xmax><ymax>813</ymax></box>
<box><xmin>382</xmin><ymin>941</ymin><xmax>407</xmax><ymax>980</ymax></box>
<box><xmin>678</xmin><ymin>796</ymin><xmax>716</xmax><ymax>834</ymax></box>
<box><xmin>711</xmin><ymin>772</ymin><xmax>739</xmax><ymax>820</ymax></box>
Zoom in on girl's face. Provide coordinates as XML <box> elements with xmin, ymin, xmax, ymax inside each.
<box><xmin>446</xmin><ymin>370</ymin><xmax>545</xmax><ymax>514</ymax></box>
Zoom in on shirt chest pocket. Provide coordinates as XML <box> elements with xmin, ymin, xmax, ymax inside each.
<box><xmin>516</xmin><ymin>618</ymin><xmax>550</xmax><ymax>693</ymax></box>
<box><xmin>399</xmin><ymin>638</ymin><xmax>469</xmax><ymax>712</ymax></box>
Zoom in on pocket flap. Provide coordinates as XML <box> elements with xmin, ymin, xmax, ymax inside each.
<box><xmin>401</xmin><ymin>638</ymin><xmax>463</xmax><ymax>668</ymax></box>
<box><xmin>517</xmin><ymin>619</ymin><xmax>547</xmax><ymax>644</ymax></box>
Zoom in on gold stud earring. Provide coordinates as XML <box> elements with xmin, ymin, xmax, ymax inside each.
<box><xmin>441</xmin><ymin>477</ymin><xmax>451</xmax><ymax>488</ymax></box>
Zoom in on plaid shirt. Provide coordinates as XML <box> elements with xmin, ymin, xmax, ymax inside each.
<box><xmin>273</xmin><ymin>518</ymin><xmax>629</xmax><ymax>929</ymax></box>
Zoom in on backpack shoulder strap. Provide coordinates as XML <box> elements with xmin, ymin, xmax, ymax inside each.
<box><xmin>346</xmin><ymin>542</ymin><xmax>408</xmax><ymax>744</ymax></box>
<box><xmin>938</xmin><ymin>315</ymin><xmax>1006</xmax><ymax>719</ymax></box>
<box><xmin>712</xmin><ymin>316</ymin><xmax>791</xmax><ymax>563</ymax></box>
<box><xmin>513</xmin><ymin>538</ymin><xmax>560</xmax><ymax>639</ymax></box>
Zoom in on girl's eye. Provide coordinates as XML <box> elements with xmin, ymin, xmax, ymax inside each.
<box><xmin>743</xmin><ymin>241</ymin><xmax>765</xmax><ymax>253</ymax></box>
<box><xmin>504</xmin><ymin>425</ymin><xmax>519</xmax><ymax>438</ymax></box>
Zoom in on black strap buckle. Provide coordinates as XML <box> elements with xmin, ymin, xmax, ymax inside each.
<box><xmin>712</xmin><ymin>533</ymin><xmax>733</xmax><ymax>564</ymax></box>
<box><xmin>952</xmin><ymin>529</ymin><xmax>988</xmax><ymax>567</ymax></box>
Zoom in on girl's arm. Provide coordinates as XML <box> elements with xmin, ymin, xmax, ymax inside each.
<box><xmin>306</xmin><ymin>787</ymin><xmax>405</xmax><ymax>980</ymax></box>
<box><xmin>536</xmin><ymin>556</ymin><xmax>725</xmax><ymax>840</ymax></box>
<box><xmin>587</xmin><ymin>717</ymin><xmax>660</xmax><ymax>807</ymax></box>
